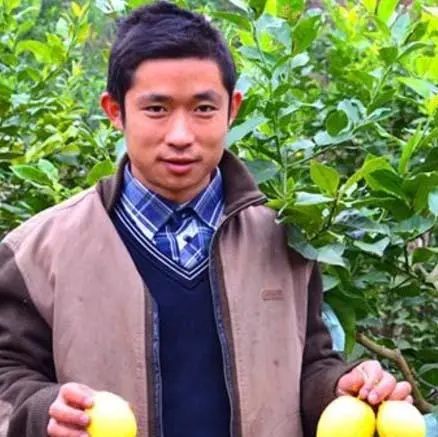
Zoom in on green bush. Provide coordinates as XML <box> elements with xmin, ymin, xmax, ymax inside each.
<box><xmin>212</xmin><ymin>0</ymin><xmax>438</xmax><ymax>409</ymax></box>
<box><xmin>0</xmin><ymin>0</ymin><xmax>437</xmax><ymax>410</ymax></box>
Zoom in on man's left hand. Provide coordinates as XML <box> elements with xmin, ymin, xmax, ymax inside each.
<box><xmin>336</xmin><ymin>360</ymin><xmax>413</xmax><ymax>405</ymax></box>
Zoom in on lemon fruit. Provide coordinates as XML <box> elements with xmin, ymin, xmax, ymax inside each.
<box><xmin>86</xmin><ymin>391</ymin><xmax>137</xmax><ymax>437</ymax></box>
<box><xmin>377</xmin><ymin>400</ymin><xmax>426</xmax><ymax>437</ymax></box>
<box><xmin>316</xmin><ymin>395</ymin><xmax>375</xmax><ymax>437</ymax></box>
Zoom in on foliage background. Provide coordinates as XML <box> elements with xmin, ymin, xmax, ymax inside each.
<box><xmin>0</xmin><ymin>0</ymin><xmax>437</xmax><ymax>414</ymax></box>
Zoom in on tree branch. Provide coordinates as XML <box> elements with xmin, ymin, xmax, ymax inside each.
<box><xmin>356</xmin><ymin>332</ymin><xmax>433</xmax><ymax>414</ymax></box>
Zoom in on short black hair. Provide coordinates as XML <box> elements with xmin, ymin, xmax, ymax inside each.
<box><xmin>107</xmin><ymin>1</ymin><xmax>237</xmax><ymax>121</ymax></box>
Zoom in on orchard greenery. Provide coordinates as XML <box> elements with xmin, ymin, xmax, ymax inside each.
<box><xmin>0</xmin><ymin>0</ymin><xmax>437</xmax><ymax>411</ymax></box>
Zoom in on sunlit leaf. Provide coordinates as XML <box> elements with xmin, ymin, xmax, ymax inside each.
<box><xmin>310</xmin><ymin>161</ymin><xmax>340</xmax><ymax>197</ymax></box>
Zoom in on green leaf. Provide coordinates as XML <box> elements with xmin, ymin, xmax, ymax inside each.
<box><xmin>398</xmin><ymin>77</ymin><xmax>438</xmax><ymax>99</ymax></box>
<box><xmin>86</xmin><ymin>160</ymin><xmax>115</xmax><ymax>186</ymax></box>
<box><xmin>250</xmin><ymin>0</ymin><xmax>267</xmax><ymax>18</ymax></box>
<box><xmin>366</xmin><ymin>169</ymin><xmax>407</xmax><ymax>200</ymax></box>
<box><xmin>403</xmin><ymin>171</ymin><xmax>438</xmax><ymax>212</ymax></box>
<box><xmin>354</xmin><ymin>237</ymin><xmax>390</xmax><ymax>257</ymax></box>
<box><xmin>326</xmin><ymin>110</ymin><xmax>349</xmax><ymax>136</ymax></box>
<box><xmin>212</xmin><ymin>12</ymin><xmax>252</xmax><ymax>31</ymax></box>
<box><xmin>287</xmin><ymin>225</ymin><xmax>318</xmax><ymax>260</ymax></box>
<box><xmin>310</xmin><ymin>161</ymin><xmax>340</xmax><ymax>197</ymax></box>
<box><xmin>288</xmin><ymin>139</ymin><xmax>315</xmax><ymax>152</ymax></box>
<box><xmin>313</xmin><ymin>131</ymin><xmax>352</xmax><ymax>147</ymax></box>
<box><xmin>56</xmin><ymin>18</ymin><xmax>69</xmax><ymax>38</ymax></box>
<box><xmin>5</xmin><ymin>0</ymin><xmax>20</xmax><ymax>13</ymax></box>
<box><xmin>363</xmin><ymin>0</ymin><xmax>377</xmax><ymax>13</ymax></box>
<box><xmin>322</xmin><ymin>275</ymin><xmax>339</xmax><ymax>292</ymax></box>
<box><xmin>77</xmin><ymin>23</ymin><xmax>91</xmax><ymax>44</ymax></box>
<box><xmin>287</xmin><ymin>205</ymin><xmax>324</xmax><ymax>230</ymax></box>
<box><xmin>71</xmin><ymin>1</ymin><xmax>82</xmax><ymax>17</ymax></box>
<box><xmin>379</xmin><ymin>46</ymin><xmax>398</xmax><ymax>65</ymax></box>
<box><xmin>325</xmin><ymin>295</ymin><xmax>356</xmax><ymax>355</ymax></box>
<box><xmin>335</xmin><ymin>210</ymin><xmax>391</xmax><ymax>235</ymax></box>
<box><xmin>0</xmin><ymin>151</ymin><xmax>24</xmax><ymax>161</ymax></box>
<box><xmin>391</xmin><ymin>12</ymin><xmax>410</xmax><ymax>44</ymax></box>
<box><xmin>227</xmin><ymin>0</ymin><xmax>248</xmax><ymax>12</ymax></box>
<box><xmin>377</xmin><ymin>0</ymin><xmax>399</xmax><ymax>25</ymax></box>
<box><xmin>37</xmin><ymin>159</ymin><xmax>59</xmax><ymax>183</ymax></box>
<box><xmin>16</xmin><ymin>40</ymin><xmax>52</xmax><ymax>64</ymax></box>
<box><xmin>342</xmin><ymin>156</ymin><xmax>393</xmax><ymax>192</ymax></box>
<box><xmin>95</xmin><ymin>0</ymin><xmax>125</xmax><ymax>13</ymax></box>
<box><xmin>398</xmin><ymin>42</ymin><xmax>430</xmax><ymax>61</ymax></box>
<box><xmin>245</xmin><ymin>159</ymin><xmax>278</xmax><ymax>184</ymax></box>
<box><xmin>412</xmin><ymin>247</ymin><xmax>438</xmax><ymax>264</ymax></box>
<box><xmin>11</xmin><ymin>164</ymin><xmax>53</xmax><ymax>187</ymax></box>
<box><xmin>295</xmin><ymin>192</ymin><xmax>333</xmax><ymax>206</ymax></box>
<box><xmin>338</xmin><ymin>99</ymin><xmax>364</xmax><ymax>125</ymax></box>
<box><xmin>394</xmin><ymin>215</ymin><xmax>435</xmax><ymax>237</ymax></box>
<box><xmin>226</xmin><ymin>116</ymin><xmax>266</xmax><ymax>147</ymax></box>
<box><xmin>292</xmin><ymin>14</ymin><xmax>321</xmax><ymax>55</ymax></box>
<box><xmin>398</xmin><ymin>124</ymin><xmax>423</xmax><ymax>174</ymax></box>
<box><xmin>419</xmin><ymin>363</ymin><xmax>438</xmax><ymax>375</ymax></box>
<box><xmin>25</xmin><ymin>133</ymin><xmax>63</xmax><ymax>162</ymax></box>
<box><xmin>428</xmin><ymin>189</ymin><xmax>438</xmax><ymax>216</ymax></box>
<box><xmin>317</xmin><ymin>244</ymin><xmax>346</xmax><ymax>267</ymax></box>
<box><xmin>256</xmin><ymin>14</ymin><xmax>291</xmax><ymax>48</ymax></box>
<box><xmin>405</xmin><ymin>21</ymin><xmax>429</xmax><ymax>44</ymax></box>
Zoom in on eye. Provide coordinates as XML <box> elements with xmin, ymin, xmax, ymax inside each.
<box><xmin>196</xmin><ymin>105</ymin><xmax>217</xmax><ymax>114</ymax></box>
<box><xmin>144</xmin><ymin>105</ymin><xmax>167</xmax><ymax>114</ymax></box>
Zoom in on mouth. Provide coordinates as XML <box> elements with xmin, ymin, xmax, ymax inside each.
<box><xmin>160</xmin><ymin>157</ymin><xmax>200</xmax><ymax>175</ymax></box>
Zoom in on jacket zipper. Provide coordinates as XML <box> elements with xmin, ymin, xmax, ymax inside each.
<box><xmin>208</xmin><ymin>196</ymin><xmax>266</xmax><ymax>437</ymax></box>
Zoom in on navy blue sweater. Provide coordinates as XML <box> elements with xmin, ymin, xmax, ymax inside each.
<box><xmin>112</xmin><ymin>213</ymin><xmax>230</xmax><ymax>437</ymax></box>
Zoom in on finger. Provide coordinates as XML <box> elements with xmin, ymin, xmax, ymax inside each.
<box><xmin>387</xmin><ymin>381</ymin><xmax>412</xmax><ymax>401</ymax></box>
<box><xmin>47</xmin><ymin>418</ymin><xmax>89</xmax><ymax>437</ymax></box>
<box><xmin>336</xmin><ymin>367</ymin><xmax>364</xmax><ymax>396</ymax></box>
<box><xmin>367</xmin><ymin>371</ymin><xmax>396</xmax><ymax>405</ymax></box>
<box><xmin>406</xmin><ymin>395</ymin><xmax>414</xmax><ymax>404</ymax></box>
<box><xmin>61</xmin><ymin>383</ymin><xmax>95</xmax><ymax>409</ymax></box>
<box><xmin>49</xmin><ymin>401</ymin><xmax>90</xmax><ymax>427</ymax></box>
<box><xmin>358</xmin><ymin>360</ymin><xmax>384</xmax><ymax>400</ymax></box>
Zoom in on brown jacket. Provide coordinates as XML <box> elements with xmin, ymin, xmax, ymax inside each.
<box><xmin>0</xmin><ymin>151</ymin><xmax>354</xmax><ymax>437</ymax></box>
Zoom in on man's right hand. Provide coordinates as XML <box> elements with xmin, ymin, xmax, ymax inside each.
<box><xmin>47</xmin><ymin>382</ymin><xmax>95</xmax><ymax>437</ymax></box>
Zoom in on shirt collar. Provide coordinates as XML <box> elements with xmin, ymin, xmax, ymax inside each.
<box><xmin>121</xmin><ymin>164</ymin><xmax>224</xmax><ymax>235</ymax></box>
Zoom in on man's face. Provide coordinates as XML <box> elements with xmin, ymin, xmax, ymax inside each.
<box><xmin>101</xmin><ymin>58</ymin><xmax>242</xmax><ymax>203</ymax></box>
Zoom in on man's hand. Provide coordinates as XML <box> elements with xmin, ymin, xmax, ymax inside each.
<box><xmin>47</xmin><ymin>382</ymin><xmax>95</xmax><ymax>437</ymax></box>
<box><xmin>336</xmin><ymin>360</ymin><xmax>413</xmax><ymax>405</ymax></box>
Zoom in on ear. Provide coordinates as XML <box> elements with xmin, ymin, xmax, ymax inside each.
<box><xmin>100</xmin><ymin>91</ymin><xmax>124</xmax><ymax>131</ymax></box>
<box><xmin>228</xmin><ymin>90</ymin><xmax>243</xmax><ymax>126</ymax></box>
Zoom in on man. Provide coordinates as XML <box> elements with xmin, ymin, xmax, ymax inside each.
<box><xmin>0</xmin><ymin>2</ymin><xmax>412</xmax><ymax>437</ymax></box>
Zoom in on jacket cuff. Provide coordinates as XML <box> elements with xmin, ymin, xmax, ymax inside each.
<box><xmin>8</xmin><ymin>384</ymin><xmax>59</xmax><ymax>437</ymax></box>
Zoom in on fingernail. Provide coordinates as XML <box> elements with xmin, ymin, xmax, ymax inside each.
<box><xmin>80</xmin><ymin>414</ymin><xmax>89</xmax><ymax>425</ymax></box>
<box><xmin>80</xmin><ymin>433</ymin><xmax>88</xmax><ymax>437</ymax></box>
<box><xmin>360</xmin><ymin>389</ymin><xmax>369</xmax><ymax>399</ymax></box>
<box><xmin>369</xmin><ymin>392</ymin><xmax>378</xmax><ymax>403</ymax></box>
<box><xmin>84</xmin><ymin>396</ymin><xmax>94</xmax><ymax>407</ymax></box>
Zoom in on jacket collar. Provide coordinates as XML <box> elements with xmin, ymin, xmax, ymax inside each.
<box><xmin>96</xmin><ymin>149</ymin><xmax>266</xmax><ymax>217</ymax></box>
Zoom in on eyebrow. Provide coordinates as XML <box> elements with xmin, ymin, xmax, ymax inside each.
<box><xmin>135</xmin><ymin>90</ymin><xmax>223</xmax><ymax>105</ymax></box>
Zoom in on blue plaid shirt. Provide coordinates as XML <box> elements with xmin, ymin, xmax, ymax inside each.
<box><xmin>115</xmin><ymin>164</ymin><xmax>224</xmax><ymax>271</ymax></box>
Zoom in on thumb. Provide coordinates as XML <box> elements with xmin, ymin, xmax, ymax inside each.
<box><xmin>336</xmin><ymin>367</ymin><xmax>364</xmax><ymax>396</ymax></box>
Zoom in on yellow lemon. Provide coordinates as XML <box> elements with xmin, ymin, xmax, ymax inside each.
<box><xmin>86</xmin><ymin>391</ymin><xmax>137</xmax><ymax>437</ymax></box>
<box><xmin>377</xmin><ymin>400</ymin><xmax>426</xmax><ymax>437</ymax></box>
<box><xmin>316</xmin><ymin>395</ymin><xmax>375</xmax><ymax>437</ymax></box>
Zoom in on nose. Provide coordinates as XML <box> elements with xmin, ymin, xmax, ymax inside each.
<box><xmin>165</xmin><ymin>112</ymin><xmax>195</xmax><ymax>149</ymax></box>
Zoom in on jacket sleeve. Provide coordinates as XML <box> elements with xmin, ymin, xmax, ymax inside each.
<box><xmin>0</xmin><ymin>242</ymin><xmax>60</xmax><ymax>437</ymax></box>
<box><xmin>300</xmin><ymin>263</ymin><xmax>359</xmax><ymax>437</ymax></box>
